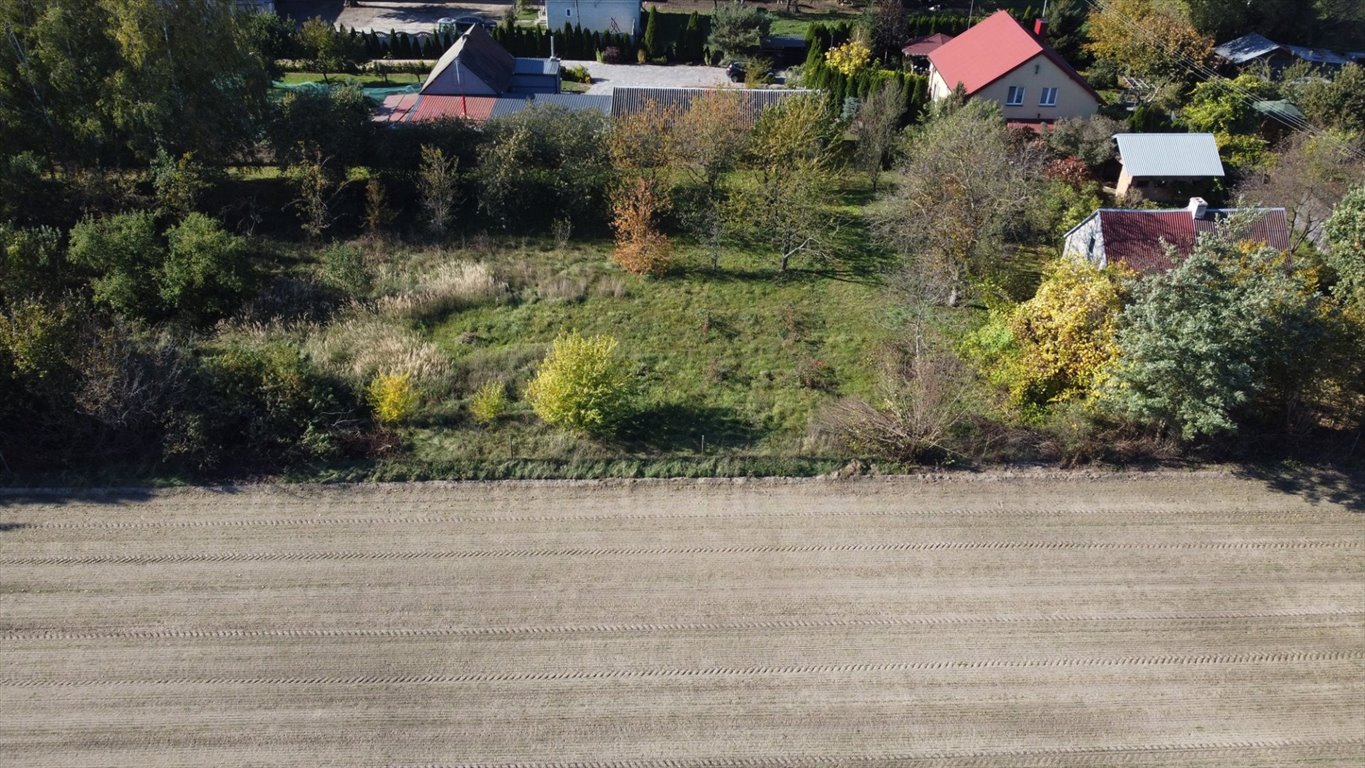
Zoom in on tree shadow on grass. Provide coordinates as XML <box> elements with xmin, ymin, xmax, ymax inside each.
<box><xmin>619</xmin><ymin>404</ymin><xmax>762</xmax><ymax>453</ymax></box>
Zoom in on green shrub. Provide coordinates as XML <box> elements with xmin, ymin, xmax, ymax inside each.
<box><xmin>524</xmin><ymin>330</ymin><xmax>635</xmax><ymax>436</ymax></box>
<box><xmin>469</xmin><ymin>380</ymin><xmax>509</xmax><ymax>424</ymax></box>
<box><xmin>319</xmin><ymin>243</ymin><xmax>372</xmax><ymax>296</ymax></box>
<box><xmin>1</xmin><ymin>223</ymin><xmax>66</xmax><ymax>301</ymax></box>
<box><xmin>67</xmin><ymin>211</ymin><xmax>165</xmax><ymax>320</ymax></box>
<box><xmin>161</xmin><ymin>213</ymin><xmax>252</xmax><ymax>324</ymax></box>
<box><xmin>194</xmin><ymin>343</ymin><xmax>353</xmax><ymax>467</ymax></box>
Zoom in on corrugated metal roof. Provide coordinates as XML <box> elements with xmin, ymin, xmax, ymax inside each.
<box><xmin>1092</xmin><ymin>207</ymin><xmax>1289</xmax><ymax>273</ymax></box>
<box><xmin>406</xmin><ymin>95</ymin><xmax>499</xmax><ymax>122</ymax></box>
<box><xmin>1214</xmin><ymin>33</ymin><xmax>1282</xmax><ymax>65</ymax></box>
<box><xmin>487</xmin><ymin>97</ymin><xmax>532</xmax><ymax>119</ymax></box>
<box><xmin>1114</xmin><ymin>133</ymin><xmax>1225</xmax><ymax>178</ymax></box>
<box><xmin>610</xmin><ymin>87</ymin><xmax>816</xmax><ymax>122</ymax></box>
<box><xmin>530</xmin><ymin>93</ymin><xmax>613</xmax><ymax>114</ymax></box>
<box><xmin>1281</xmin><ymin>44</ymin><xmax>1351</xmax><ymax>67</ymax></box>
<box><xmin>515</xmin><ymin>57</ymin><xmax>560</xmax><ymax>76</ymax></box>
<box><xmin>902</xmin><ymin>33</ymin><xmax>954</xmax><ymax>57</ymax></box>
<box><xmin>375</xmin><ymin>93</ymin><xmax>419</xmax><ymax>123</ymax></box>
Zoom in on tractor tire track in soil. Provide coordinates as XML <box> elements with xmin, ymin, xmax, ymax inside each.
<box><xmin>1</xmin><ymin>473</ymin><xmax>1361</xmax><ymax>766</ymax></box>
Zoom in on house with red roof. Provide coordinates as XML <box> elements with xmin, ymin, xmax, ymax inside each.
<box><xmin>927</xmin><ymin>11</ymin><xmax>1098</xmax><ymax>123</ymax></box>
<box><xmin>1062</xmin><ymin>198</ymin><xmax>1291</xmax><ymax>274</ymax></box>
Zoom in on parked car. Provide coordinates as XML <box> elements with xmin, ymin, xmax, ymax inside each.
<box><xmin>452</xmin><ymin>15</ymin><xmax>497</xmax><ymax>31</ymax></box>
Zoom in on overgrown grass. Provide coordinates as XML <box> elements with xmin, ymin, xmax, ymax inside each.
<box><xmin>413</xmin><ymin>239</ymin><xmax>895</xmax><ymax>461</ymax></box>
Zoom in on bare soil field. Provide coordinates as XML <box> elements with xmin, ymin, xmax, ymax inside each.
<box><xmin>1</xmin><ymin>472</ymin><xmax>1362</xmax><ymax>766</ymax></box>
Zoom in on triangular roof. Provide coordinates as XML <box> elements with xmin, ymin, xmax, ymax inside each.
<box><xmin>927</xmin><ymin>11</ymin><xmax>1097</xmax><ymax>100</ymax></box>
<box><xmin>1066</xmin><ymin>206</ymin><xmax>1289</xmax><ymax>273</ymax></box>
<box><xmin>421</xmin><ymin>25</ymin><xmax>515</xmax><ymax>95</ymax></box>
<box><xmin>902</xmin><ymin>33</ymin><xmax>954</xmax><ymax>57</ymax></box>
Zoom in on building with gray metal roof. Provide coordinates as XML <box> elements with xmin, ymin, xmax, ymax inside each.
<box><xmin>1113</xmin><ymin>133</ymin><xmax>1225</xmax><ymax>202</ymax></box>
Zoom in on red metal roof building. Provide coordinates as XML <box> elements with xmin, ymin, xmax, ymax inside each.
<box><xmin>926</xmin><ymin>11</ymin><xmax>1098</xmax><ymax>122</ymax></box>
<box><xmin>1063</xmin><ymin>199</ymin><xmax>1291</xmax><ymax>274</ymax></box>
<box><xmin>901</xmin><ymin>33</ymin><xmax>955</xmax><ymax>58</ymax></box>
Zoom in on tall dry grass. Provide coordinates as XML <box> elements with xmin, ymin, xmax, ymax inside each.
<box><xmin>302</xmin><ymin>315</ymin><xmax>453</xmax><ymax>394</ymax></box>
<box><xmin>377</xmin><ymin>260</ymin><xmax>507</xmax><ymax>321</ymax></box>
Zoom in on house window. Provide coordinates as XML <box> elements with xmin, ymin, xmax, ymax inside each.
<box><xmin>1006</xmin><ymin>86</ymin><xmax>1025</xmax><ymax>106</ymax></box>
<box><xmin>1040</xmin><ymin>87</ymin><xmax>1058</xmax><ymax>107</ymax></box>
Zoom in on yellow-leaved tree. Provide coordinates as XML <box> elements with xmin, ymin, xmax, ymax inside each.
<box><xmin>825</xmin><ymin>40</ymin><xmax>871</xmax><ymax>78</ymax></box>
<box><xmin>964</xmin><ymin>259</ymin><xmax>1125</xmax><ymax>413</ymax></box>
<box><xmin>524</xmin><ymin>331</ymin><xmax>636</xmax><ymax>436</ymax></box>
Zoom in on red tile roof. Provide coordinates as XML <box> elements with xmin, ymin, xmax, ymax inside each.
<box><xmin>902</xmin><ymin>33</ymin><xmax>954</xmax><ymax>57</ymax></box>
<box><xmin>927</xmin><ymin>11</ymin><xmax>1097</xmax><ymax>101</ymax></box>
<box><xmin>1097</xmin><ymin>209</ymin><xmax>1291</xmax><ymax>273</ymax></box>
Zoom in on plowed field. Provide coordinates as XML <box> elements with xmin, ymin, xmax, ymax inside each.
<box><xmin>2</xmin><ymin>473</ymin><xmax>1361</xmax><ymax>766</ymax></box>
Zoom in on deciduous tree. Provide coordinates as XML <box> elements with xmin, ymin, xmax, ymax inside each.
<box><xmin>728</xmin><ymin>95</ymin><xmax>841</xmax><ymax>272</ymax></box>
<box><xmin>874</xmin><ymin>100</ymin><xmax>1044</xmax><ymax>304</ymax></box>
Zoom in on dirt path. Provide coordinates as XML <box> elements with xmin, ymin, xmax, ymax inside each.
<box><xmin>2</xmin><ymin>473</ymin><xmax>1361</xmax><ymax>766</ymax></box>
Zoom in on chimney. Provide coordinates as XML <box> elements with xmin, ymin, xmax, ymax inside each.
<box><xmin>1187</xmin><ymin>197</ymin><xmax>1209</xmax><ymax>220</ymax></box>
<box><xmin>1033</xmin><ymin>19</ymin><xmax>1048</xmax><ymax>39</ymax></box>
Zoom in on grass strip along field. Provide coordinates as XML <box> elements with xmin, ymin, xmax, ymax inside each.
<box><xmin>1</xmin><ymin>473</ymin><xmax>1362</xmax><ymax>766</ymax></box>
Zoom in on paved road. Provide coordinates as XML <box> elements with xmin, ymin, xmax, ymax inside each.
<box><xmin>1</xmin><ymin>474</ymin><xmax>1361</xmax><ymax>766</ymax></box>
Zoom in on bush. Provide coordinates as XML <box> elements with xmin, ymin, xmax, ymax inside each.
<box><xmin>367</xmin><ymin>370</ymin><xmax>419</xmax><ymax>425</ymax></box>
<box><xmin>524</xmin><ymin>330</ymin><xmax>635</xmax><ymax>436</ymax></box>
<box><xmin>161</xmin><ymin>213</ymin><xmax>252</xmax><ymax>324</ymax></box>
<box><xmin>319</xmin><ymin>243</ymin><xmax>372</xmax><ymax>296</ymax></box>
<box><xmin>469</xmin><ymin>380</ymin><xmax>509</xmax><ymax>424</ymax></box>
<box><xmin>610</xmin><ymin>178</ymin><xmax>673</xmax><ymax>276</ymax></box>
<box><xmin>561</xmin><ymin>64</ymin><xmax>592</xmax><ymax>84</ymax></box>
<box><xmin>964</xmin><ymin>259</ymin><xmax>1124</xmax><ymax>414</ymax></box>
<box><xmin>194</xmin><ymin>342</ymin><xmax>355</xmax><ymax>467</ymax></box>
<box><xmin>67</xmin><ymin>211</ymin><xmax>165</xmax><ymax>320</ymax></box>
<box><xmin>709</xmin><ymin>3</ymin><xmax>770</xmax><ymax>59</ymax></box>
<box><xmin>0</xmin><ymin>223</ymin><xmax>66</xmax><ymax>301</ymax></box>
<box><xmin>1323</xmin><ymin>183</ymin><xmax>1364</xmax><ymax>310</ymax></box>
<box><xmin>268</xmin><ymin>86</ymin><xmax>373</xmax><ymax>167</ymax></box>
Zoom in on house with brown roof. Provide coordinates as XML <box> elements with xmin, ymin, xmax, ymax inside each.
<box><xmin>1062</xmin><ymin>198</ymin><xmax>1290</xmax><ymax>273</ymax></box>
<box><xmin>926</xmin><ymin>11</ymin><xmax>1098</xmax><ymax>123</ymax></box>
<box><xmin>421</xmin><ymin>25</ymin><xmax>560</xmax><ymax>97</ymax></box>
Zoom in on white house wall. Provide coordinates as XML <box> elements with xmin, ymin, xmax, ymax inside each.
<box><xmin>1063</xmin><ymin>214</ymin><xmax>1106</xmax><ymax>268</ymax></box>
<box><xmin>931</xmin><ymin>53</ymin><xmax>1098</xmax><ymax>120</ymax></box>
<box><xmin>546</xmin><ymin>0</ymin><xmax>641</xmax><ymax>37</ymax></box>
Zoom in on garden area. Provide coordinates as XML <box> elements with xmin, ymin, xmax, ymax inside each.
<box><xmin>2</xmin><ymin>0</ymin><xmax>1363</xmax><ymax>483</ymax></box>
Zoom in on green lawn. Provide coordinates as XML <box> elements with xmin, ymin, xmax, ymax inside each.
<box><xmin>384</xmin><ymin>239</ymin><xmax>897</xmax><ymax>474</ymax></box>
<box><xmin>278</xmin><ymin>72</ymin><xmax>423</xmax><ymax>88</ymax></box>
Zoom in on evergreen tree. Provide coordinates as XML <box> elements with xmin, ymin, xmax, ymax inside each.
<box><xmin>644</xmin><ymin>6</ymin><xmax>660</xmax><ymax>58</ymax></box>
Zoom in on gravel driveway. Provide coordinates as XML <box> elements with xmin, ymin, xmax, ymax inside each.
<box><xmin>563</xmin><ymin>60</ymin><xmax>732</xmax><ymax>94</ymax></box>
